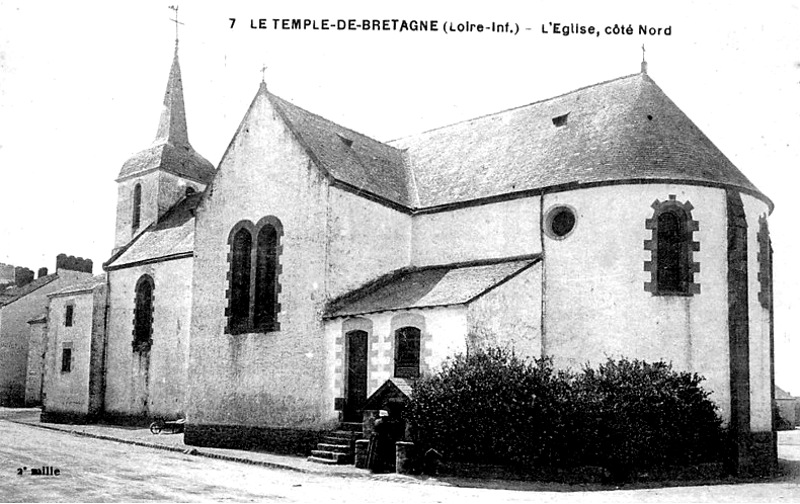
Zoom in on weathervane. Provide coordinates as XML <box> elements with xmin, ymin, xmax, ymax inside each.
<box><xmin>642</xmin><ymin>44</ymin><xmax>646</xmax><ymax>62</ymax></box>
<box><xmin>641</xmin><ymin>44</ymin><xmax>648</xmax><ymax>74</ymax></box>
<box><xmin>168</xmin><ymin>5</ymin><xmax>184</xmax><ymax>46</ymax></box>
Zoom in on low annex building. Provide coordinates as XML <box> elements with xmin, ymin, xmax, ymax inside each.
<box><xmin>41</xmin><ymin>43</ymin><xmax>776</xmax><ymax>475</ymax></box>
<box><xmin>0</xmin><ymin>255</ymin><xmax>94</xmax><ymax>406</ymax></box>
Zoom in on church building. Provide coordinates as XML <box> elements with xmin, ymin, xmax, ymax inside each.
<box><xmin>43</xmin><ymin>44</ymin><xmax>776</xmax><ymax>475</ymax></box>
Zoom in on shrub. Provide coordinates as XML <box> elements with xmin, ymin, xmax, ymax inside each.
<box><xmin>571</xmin><ymin>359</ymin><xmax>726</xmax><ymax>479</ymax></box>
<box><xmin>406</xmin><ymin>349</ymin><xmax>727</xmax><ymax>480</ymax></box>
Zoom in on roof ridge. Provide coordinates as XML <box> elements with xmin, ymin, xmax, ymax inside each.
<box><xmin>267</xmin><ymin>91</ymin><xmax>405</xmax><ymax>153</ymax></box>
<box><xmin>387</xmin><ymin>72</ymin><xmax>643</xmax><ymax>143</ymax></box>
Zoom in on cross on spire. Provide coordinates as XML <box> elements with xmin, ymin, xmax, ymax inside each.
<box><xmin>168</xmin><ymin>5</ymin><xmax>184</xmax><ymax>47</ymax></box>
<box><xmin>641</xmin><ymin>44</ymin><xmax>648</xmax><ymax>74</ymax></box>
<box><xmin>261</xmin><ymin>64</ymin><xmax>268</xmax><ymax>83</ymax></box>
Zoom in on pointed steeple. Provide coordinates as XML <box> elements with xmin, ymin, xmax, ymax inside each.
<box><xmin>154</xmin><ymin>45</ymin><xmax>189</xmax><ymax>146</ymax></box>
<box><xmin>117</xmin><ymin>44</ymin><xmax>215</xmax><ymax>184</ymax></box>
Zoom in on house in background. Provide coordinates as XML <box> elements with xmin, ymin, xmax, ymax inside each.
<box><xmin>0</xmin><ymin>254</ymin><xmax>93</xmax><ymax>405</ymax></box>
<box><xmin>40</xmin><ymin>274</ymin><xmax>107</xmax><ymax>422</ymax></box>
<box><xmin>776</xmin><ymin>386</ymin><xmax>800</xmax><ymax>428</ymax></box>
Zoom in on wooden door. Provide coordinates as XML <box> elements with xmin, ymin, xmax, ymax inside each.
<box><xmin>344</xmin><ymin>330</ymin><xmax>368</xmax><ymax>422</ymax></box>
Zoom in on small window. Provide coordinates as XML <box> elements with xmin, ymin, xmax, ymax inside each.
<box><xmin>395</xmin><ymin>326</ymin><xmax>421</xmax><ymax>379</ymax></box>
<box><xmin>132</xmin><ymin>183</ymin><xmax>142</xmax><ymax>230</ymax></box>
<box><xmin>545</xmin><ymin>205</ymin><xmax>577</xmax><ymax>239</ymax></box>
<box><xmin>61</xmin><ymin>348</ymin><xmax>72</xmax><ymax>373</ymax></box>
<box><xmin>133</xmin><ymin>275</ymin><xmax>155</xmax><ymax>351</ymax></box>
<box><xmin>552</xmin><ymin>113</ymin><xmax>569</xmax><ymax>127</ymax></box>
<box><xmin>64</xmin><ymin>304</ymin><xmax>74</xmax><ymax>327</ymax></box>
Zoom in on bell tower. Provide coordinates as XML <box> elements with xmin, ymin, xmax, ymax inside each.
<box><xmin>112</xmin><ymin>42</ymin><xmax>215</xmax><ymax>254</ymax></box>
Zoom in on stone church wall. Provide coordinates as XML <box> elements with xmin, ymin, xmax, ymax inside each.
<box><xmin>466</xmin><ymin>262</ymin><xmax>542</xmax><ymax>359</ymax></box>
<box><xmin>742</xmin><ymin>192</ymin><xmax>772</xmax><ymax>433</ymax></box>
<box><xmin>104</xmin><ymin>260</ymin><xmax>191</xmax><ymax>419</ymax></box>
<box><xmin>326</xmin><ymin>188</ymin><xmax>412</xmax><ymax>299</ymax></box>
<box><xmin>542</xmin><ymin>183</ymin><xmax>732</xmax><ymax>423</ymax></box>
<box><xmin>411</xmin><ymin>197</ymin><xmax>541</xmax><ymax>267</ymax></box>
<box><xmin>187</xmin><ymin>89</ymin><xmax>333</xmax><ymax>446</ymax></box>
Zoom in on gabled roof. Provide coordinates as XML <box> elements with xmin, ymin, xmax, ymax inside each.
<box><xmin>325</xmin><ymin>255</ymin><xmax>541</xmax><ymax>318</ymax></box>
<box><xmin>390</xmin><ymin>72</ymin><xmax>768</xmax><ymax>208</ymax></box>
<box><xmin>257</xmin><ymin>72</ymin><xmax>768</xmax><ymax>212</ymax></box>
<box><xmin>776</xmin><ymin>386</ymin><xmax>794</xmax><ymax>400</ymax></box>
<box><xmin>117</xmin><ymin>47</ymin><xmax>215</xmax><ymax>184</ymax></box>
<box><xmin>105</xmin><ymin>193</ymin><xmax>200</xmax><ymax>270</ymax></box>
<box><xmin>266</xmin><ymin>90</ymin><xmax>416</xmax><ymax>207</ymax></box>
<box><xmin>48</xmin><ymin>274</ymin><xmax>106</xmax><ymax>297</ymax></box>
<box><xmin>362</xmin><ymin>378</ymin><xmax>413</xmax><ymax>411</ymax></box>
<box><xmin>0</xmin><ymin>274</ymin><xmax>58</xmax><ymax>307</ymax></box>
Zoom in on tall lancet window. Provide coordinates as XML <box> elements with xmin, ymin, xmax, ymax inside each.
<box><xmin>225</xmin><ymin>217</ymin><xmax>283</xmax><ymax>334</ymax></box>
<box><xmin>132</xmin><ymin>183</ymin><xmax>142</xmax><ymax>230</ymax></box>
<box><xmin>229</xmin><ymin>227</ymin><xmax>253</xmax><ymax>332</ymax></box>
<box><xmin>254</xmin><ymin>219</ymin><xmax>281</xmax><ymax>331</ymax></box>
<box><xmin>644</xmin><ymin>195</ymin><xmax>700</xmax><ymax>296</ymax></box>
<box><xmin>133</xmin><ymin>274</ymin><xmax>154</xmax><ymax>352</ymax></box>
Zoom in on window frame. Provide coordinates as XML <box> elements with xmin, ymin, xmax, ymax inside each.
<box><xmin>132</xmin><ymin>274</ymin><xmax>155</xmax><ymax>352</ymax></box>
<box><xmin>225</xmin><ymin>216</ymin><xmax>283</xmax><ymax>335</ymax></box>
<box><xmin>61</xmin><ymin>347</ymin><xmax>72</xmax><ymax>373</ymax></box>
<box><xmin>394</xmin><ymin>326</ymin><xmax>421</xmax><ymax>379</ymax></box>
<box><xmin>64</xmin><ymin>303</ymin><xmax>74</xmax><ymax>327</ymax></box>
<box><xmin>644</xmin><ymin>195</ymin><xmax>700</xmax><ymax>296</ymax></box>
<box><xmin>132</xmin><ymin>183</ymin><xmax>142</xmax><ymax>230</ymax></box>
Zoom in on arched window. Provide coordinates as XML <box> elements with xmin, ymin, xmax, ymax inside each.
<box><xmin>230</xmin><ymin>227</ymin><xmax>252</xmax><ymax>330</ymax></box>
<box><xmin>133</xmin><ymin>274</ymin><xmax>154</xmax><ymax>351</ymax></box>
<box><xmin>254</xmin><ymin>223</ymin><xmax>279</xmax><ymax>330</ymax></box>
<box><xmin>644</xmin><ymin>195</ymin><xmax>700</xmax><ymax>296</ymax></box>
<box><xmin>394</xmin><ymin>326</ymin><xmax>421</xmax><ymax>379</ymax></box>
<box><xmin>132</xmin><ymin>183</ymin><xmax>142</xmax><ymax>230</ymax></box>
<box><xmin>225</xmin><ymin>217</ymin><xmax>283</xmax><ymax>334</ymax></box>
<box><xmin>656</xmin><ymin>210</ymin><xmax>687</xmax><ymax>292</ymax></box>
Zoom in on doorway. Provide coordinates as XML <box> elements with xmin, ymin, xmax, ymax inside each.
<box><xmin>344</xmin><ymin>330</ymin><xmax>368</xmax><ymax>422</ymax></box>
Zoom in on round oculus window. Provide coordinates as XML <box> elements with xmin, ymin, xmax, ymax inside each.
<box><xmin>546</xmin><ymin>206</ymin><xmax>577</xmax><ymax>239</ymax></box>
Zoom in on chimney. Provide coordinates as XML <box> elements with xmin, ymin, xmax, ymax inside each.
<box><xmin>14</xmin><ymin>267</ymin><xmax>34</xmax><ymax>287</ymax></box>
<box><xmin>55</xmin><ymin>254</ymin><xmax>93</xmax><ymax>274</ymax></box>
<box><xmin>38</xmin><ymin>267</ymin><xmax>48</xmax><ymax>278</ymax></box>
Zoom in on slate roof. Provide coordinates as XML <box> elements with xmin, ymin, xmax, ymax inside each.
<box><xmin>390</xmin><ymin>72</ymin><xmax>767</xmax><ymax>208</ymax></box>
<box><xmin>48</xmin><ymin>274</ymin><xmax>106</xmax><ymax>297</ymax></box>
<box><xmin>325</xmin><ymin>255</ymin><xmax>541</xmax><ymax>318</ymax></box>
<box><xmin>105</xmin><ymin>193</ymin><xmax>201</xmax><ymax>270</ymax></box>
<box><xmin>0</xmin><ymin>274</ymin><xmax>58</xmax><ymax>307</ymax></box>
<box><xmin>118</xmin><ymin>48</ymin><xmax>215</xmax><ymax>184</ymax></box>
<box><xmin>267</xmin><ymin>90</ymin><xmax>416</xmax><ymax>207</ymax></box>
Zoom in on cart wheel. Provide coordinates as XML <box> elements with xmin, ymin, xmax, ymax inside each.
<box><xmin>150</xmin><ymin>421</ymin><xmax>163</xmax><ymax>435</ymax></box>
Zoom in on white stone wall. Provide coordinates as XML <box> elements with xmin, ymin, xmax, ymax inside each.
<box><xmin>0</xmin><ymin>269</ymin><xmax>91</xmax><ymax>405</ymax></box>
<box><xmin>43</xmin><ymin>291</ymin><xmax>96</xmax><ymax>416</ymax></box>
<box><xmin>466</xmin><ymin>263</ymin><xmax>542</xmax><ymax>360</ymax></box>
<box><xmin>105</xmin><ymin>259</ymin><xmax>192</xmax><ymax>418</ymax></box>
<box><xmin>541</xmin><ymin>184</ymin><xmax>732</xmax><ymax>423</ymax></box>
<box><xmin>189</xmin><ymin>90</ymin><xmax>333</xmax><ymax>428</ymax></box>
<box><xmin>328</xmin><ymin>306</ymin><xmax>469</xmax><ymax>402</ymax></box>
<box><xmin>742</xmin><ymin>193</ymin><xmax>773</xmax><ymax>432</ymax></box>
<box><xmin>24</xmin><ymin>320</ymin><xmax>47</xmax><ymax>405</ymax></box>
<box><xmin>326</xmin><ymin>188</ymin><xmax>411</xmax><ymax>299</ymax></box>
<box><xmin>411</xmin><ymin>197</ymin><xmax>541</xmax><ymax>267</ymax></box>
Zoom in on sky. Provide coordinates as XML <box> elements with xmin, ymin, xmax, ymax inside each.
<box><xmin>0</xmin><ymin>1</ymin><xmax>798</xmax><ymax>389</ymax></box>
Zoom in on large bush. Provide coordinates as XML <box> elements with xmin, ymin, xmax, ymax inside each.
<box><xmin>406</xmin><ymin>348</ymin><xmax>727</xmax><ymax>478</ymax></box>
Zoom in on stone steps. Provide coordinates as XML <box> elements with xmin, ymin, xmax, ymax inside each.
<box><xmin>308</xmin><ymin>422</ymin><xmax>363</xmax><ymax>465</ymax></box>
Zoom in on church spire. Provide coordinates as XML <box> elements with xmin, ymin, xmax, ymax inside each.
<box><xmin>153</xmin><ymin>45</ymin><xmax>189</xmax><ymax>146</ymax></box>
